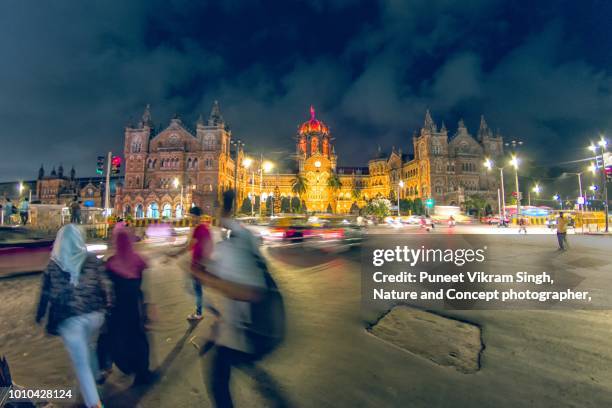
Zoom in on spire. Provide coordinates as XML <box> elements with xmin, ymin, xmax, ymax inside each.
<box><xmin>197</xmin><ymin>113</ymin><xmax>205</xmax><ymax>126</ymax></box>
<box><xmin>478</xmin><ymin>115</ymin><xmax>491</xmax><ymax>140</ymax></box>
<box><xmin>140</xmin><ymin>104</ymin><xmax>153</xmax><ymax>128</ymax></box>
<box><xmin>58</xmin><ymin>163</ymin><xmax>64</xmax><ymax>178</ymax></box>
<box><xmin>424</xmin><ymin>109</ymin><xmax>436</xmax><ymax>132</ymax></box>
<box><xmin>310</xmin><ymin>105</ymin><xmax>316</xmax><ymax>120</ymax></box>
<box><xmin>458</xmin><ymin>118</ymin><xmax>466</xmax><ymax>130</ymax></box>
<box><xmin>208</xmin><ymin>100</ymin><xmax>224</xmax><ymax>126</ymax></box>
<box><xmin>51</xmin><ymin>166</ymin><xmax>57</xmax><ymax>177</ymax></box>
<box><xmin>70</xmin><ymin>165</ymin><xmax>76</xmax><ymax>180</ymax></box>
<box><xmin>440</xmin><ymin>121</ymin><xmax>447</xmax><ymax>132</ymax></box>
<box><xmin>38</xmin><ymin>164</ymin><xmax>44</xmax><ymax>180</ymax></box>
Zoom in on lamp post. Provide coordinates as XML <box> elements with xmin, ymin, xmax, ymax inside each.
<box><xmin>230</xmin><ymin>139</ymin><xmax>245</xmax><ymax>217</ymax></box>
<box><xmin>484</xmin><ymin>158</ymin><xmax>506</xmax><ymax>219</ymax></box>
<box><xmin>242</xmin><ymin>157</ymin><xmax>253</xmax><ymax>216</ymax></box>
<box><xmin>259</xmin><ymin>158</ymin><xmax>274</xmax><ymax>218</ymax></box>
<box><xmin>397</xmin><ymin>180</ymin><xmax>404</xmax><ymax>217</ymax></box>
<box><xmin>530</xmin><ymin>184</ymin><xmax>541</xmax><ymax>207</ymax></box>
<box><xmin>588</xmin><ymin>137</ymin><xmax>609</xmax><ymax>232</ymax></box>
<box><xmin>510</xmin><ymin>155</ymin><xmax>520</xmax><ymax>218</ymax></box>
<box><xmin>173</xmin><ymin>178</ymin><xmax>183</xmax><ymax>218</ymax></box>
<box><xmin>553</xmin><ymin>194</ymin><xmax>561</xmax><ymax>210</ymax></box>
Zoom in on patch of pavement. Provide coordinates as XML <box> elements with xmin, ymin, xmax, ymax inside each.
<box><xmin>368</xmin><ymin>306</ymin><xmax>484</xmax><ymax>374</ymax></box>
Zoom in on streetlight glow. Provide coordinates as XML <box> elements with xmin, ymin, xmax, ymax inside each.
<box><xmin>553</xmin><ymin>194</ymin><xmax>560</xmax><ymax>201</ymax></box>
<box><xmin>588</xmin><ymin>143</ymin><xmax>597</xmax><ymax>152</ymax></box>
<box><xmin>532</xmin><ymin>184</ymin><xmax>541</xmax><ymax>194</ymax></box>
<box><xmin>598</xmin><ymin>137</ymin><xmax>607</xmax><ymax>147</ymax></box>
<box><xmin>399</xmin><ymin>180</ymin><xmax>404</xmax><ymax>188</ymax></box>
<box><xmin>589</xmin><ymin>185</ymin><xmax>597</xmax><ymax>191</ymax></box>
<box><xmin>263</xmin><ymin>161</ymin><xmax>274</xmax><ymax>173</ymax></box>
<box><xmin>589</xmin><ymin>162</ymin><xmax>597</xmax><ymax>173</ymax></box>
<box><xmin>243</xmin><ymin>157</ymin><xmax>253</xmax><ymax>168</ymax></box>
<box><xmin>483</xmin><ymin>158</ymin><xmax>492</xmax><ymax>170</ymax></box>
<box><xmin>509</xmin><ymin>155</ymin><xmax>519</xmax><ymax>169</ymax></box>
<box><xmin>173</xmin><ymin>178</ymin><xmax>179</xmax><ymax>188</ymax></box>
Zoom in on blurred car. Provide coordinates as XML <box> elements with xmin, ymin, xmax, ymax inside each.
<box><xmin>0</xmin><ymin>227</ymin><xmax>54</xmax><ymax>276</ymax></box>
<box><xmin>0</xmin><ymin>226</ymin><xmax>108</xmax><ymax>276</ymax></box>
<box><xmin>481</xmin><ymin>215</ymin><xmax>509</xmax><ymax>225</ymax></box>
<box><xmin>305</xmin><ymin>217</ymin><xmax>363</xmax><ymax>252</ymax></box>
<box><xmin>403</xmin><ymin>215</ymin><xmax>422</xmax><ymax>225</ymax></box>
<box><xmin>260</xmin><ymin>217</ymin><xmax>310</xmax><ymax>244</ymax></box>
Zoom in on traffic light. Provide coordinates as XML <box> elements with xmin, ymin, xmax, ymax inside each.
<box><xmin>96</xmin><ymin>156</ymin><xmax>105</xmax><ymax>175</ymax></box>
<box><xmin>111</xmin><ymin>156</ymin><xmax>122</xmax><ymax>175</ymax></box>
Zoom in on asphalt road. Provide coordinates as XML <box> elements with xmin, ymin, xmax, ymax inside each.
<box><xmin>1</xmin><ymin>227</ymin><xmax>611</xmax><ymax>407</ymax></box>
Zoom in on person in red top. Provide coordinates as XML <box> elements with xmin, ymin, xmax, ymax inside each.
<box><xmin>188</xmin><ymin>207</ymin><xmax>213</xmax><ymax>320</ymax></box>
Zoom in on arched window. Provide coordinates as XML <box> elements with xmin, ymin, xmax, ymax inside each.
<box><xmin>135</xmin><ymin>204</ymin><xmax>144</xmax><ymax>218</ymax></box>
<box><xmin>175</xmin><ymin>204</ymin><xmax>183</xmax><ymax>219</ymax></box>
<box><xmin>162</xmin><ymin>203</ymin><xmax>172</xmax><ymax>218</ymax></box>
<box><xmin>147</xmin><ymin>202</ymin><xmax>159</xmax><ymax>218</ymax></box>
<box><xmin>192</xmin><ymin>158</ymin><xmax>198</xmax><ymax>170</ymax></box>
<box><xmin>204</xmin><ymin>135</ymin><xmax>215</xmax><ymax>150</ymax></box>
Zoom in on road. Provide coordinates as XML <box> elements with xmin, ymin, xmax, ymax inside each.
<box><xmin>1</xmin><ymin>225</ymin><xmax>612</xmax><ymax>407</ymax></box>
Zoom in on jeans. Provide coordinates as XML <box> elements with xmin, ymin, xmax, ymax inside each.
<box><xmin>206</xmin><ymin>346</ymin><xmax>256</xmax><ymax>408</ymax></box>
<box><xmin>20</xmin><ymin>212</ymin><xmax>28</xmax><ymax>225</ymax></box>
<box><xmin>58</xmin><ymin>311</ymin><xmax>105</xmax><ymax>408</ymax></box>
<box><xmin>557</xmin><ymin>232</ymin><xmax>567</xmax><ymax>249</ymax></box>
<box><xmin>193</xmin><ymin>279</ymin><xmax>203</xmax><ymax>315</ymax></box>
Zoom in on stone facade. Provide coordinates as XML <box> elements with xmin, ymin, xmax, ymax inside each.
<box><xmin>116</xmin><ymin>104</ymin><xmax>503</xmax><ymax>217</ymax></box>
<box><xmin>116</xmin><ymin>102</ymin><xmax>243</xmax><ymax>218</ymax></box>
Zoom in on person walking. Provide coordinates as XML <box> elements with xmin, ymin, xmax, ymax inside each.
<box><xmin>518</xmin><ymin>217</ymin><xmax>527</xmax><ymax>234</ymax></box>
<box><xmin>35</xmin><ymin>224</ymin><xmax>111</xmax><ymax>408</ymax></box>
<box><xmin>192</xmin><ymin>190</ymin><xmax>285</xmax><ymax>408</ymax></box>
<box><xmin>3</xmin><ymin>198</ymin><xmax>13</xmax><ymax>225</ymax></box>
<box><xmin>166</xmin><ymin>206</ymin><xmax>213</xmax><ymax>321</ymax></box>
<box><xmin>70</xmin><ymin>197</ymin><xmax>82</xmax><ymax>224</ymax></box>
<box><xmin>104</xmin><ymin>223</ymin><xmax>156</xmax><ymax>386</ymax></box>
<box><xmin>556</xmin><ymin>212</ymin><xmax>569</xmax><ymax>250</ymax></box>
<box><xmin>19</xmin><ymin>197</ymin><xmax>30</xmax><ymax>225</ymax></box>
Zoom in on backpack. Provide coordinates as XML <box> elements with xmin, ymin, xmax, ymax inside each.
<box><xmin>237</xmin><ymin>227</ymin><xmax>286</xmax><ymax>358</ymax></box>
<box><xmin>247</xmin><ymin>256</ymin><xmax>286</xmax><ymax>358</ymax></box>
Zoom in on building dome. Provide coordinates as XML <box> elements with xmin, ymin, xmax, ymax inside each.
<box><xmin>299</xmin><ymin>106</ymin><xmax>329</xmax><ymax>135</ymax></box>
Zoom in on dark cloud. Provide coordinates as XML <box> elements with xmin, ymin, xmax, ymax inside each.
<box><xmin>0</xmin><ymin>0</ymin><xmax>611</xmax><ymax>187</ymax></box>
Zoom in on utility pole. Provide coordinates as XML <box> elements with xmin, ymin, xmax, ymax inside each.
<box><xmin>104</xmin><ymin>151</ymin><xmax>111</xmax><ymax>217</ymax></box>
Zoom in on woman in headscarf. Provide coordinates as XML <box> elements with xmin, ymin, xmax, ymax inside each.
<box><xmin>36</xmin><ymin>224</ymin><xmax>110</xmax><ymax>408</ymax></box>
<box><xmin>105</xmin><ymin>223</ymin><xmax>155</xmax><ymax>386</ymax></box>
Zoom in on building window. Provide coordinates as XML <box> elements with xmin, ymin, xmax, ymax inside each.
<box><xmin>162</xmin><ymin>203</ymin><xmax>172</xmax><ymax>218</ymax></box>
<box><xmin>147</xmin><ymin>202</ymin><xmax>159</xmax><ymax>218</ymax></box>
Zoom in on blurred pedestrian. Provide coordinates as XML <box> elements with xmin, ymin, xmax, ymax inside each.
<box><xmin>3</xmin><ymin>198</ymin><xmax>13</xmax><ymax>225</ymax></box>
<box><xmin>167</xmin><ymin>206</ymin><xmax>213</xmax><ymax>321</ymax></box>
<box><xmin>35</xmin><ymin>224</ymin><xmax>111</xmax><ymax>408</ymax></box>
<box><xmin>104</xmin><ymin>223</ymin><xmax>156</xmax><ymax>386</ymax></box>
<box><xmin>518</xmin><ymin>217</ymin><xmax>527</xmax><ymax>234</ymax></box>
<box><xmin>70</xmin><ymin>196</ymin><xmax>82</xmax><ymax>224</ymax></box>
<box><xmin>556</xmin><ymin>212</ymin><xmax>569</xmax><ymax>250</ymax></box>
<box><xmin>193</xmin><ymin>190</ymin><xmax>285</xmax><ymax>408</ymax></box>
<box><xmin>19</xmin><ymin>197</ymin><xmax>30</xmax><ymax>225</ymax></box>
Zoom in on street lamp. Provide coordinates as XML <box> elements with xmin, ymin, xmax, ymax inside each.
<box><xmin>587</xmin><ymin>137</ymin><xmax>609</xmax><ymax>232</ymax></box>
<box><xmin>243</xmin><ymin>157</ymin><xmax>254</xmax><ymax>216</ymax></box>
<box><xmin>259</xmin><ymin>159</ymin><xmax>274</xmax><ymax>217</ymax></box>
<box><xmin>509</xmin><ymin>155</ymin><xmax>520</xmax><ymax>217</ymax></box>
<box><xmin>398</xmin><ymin>180</ymin><xmax>404</xmax><ymax>217</ymax></box>
<box><xmin>173</xmin><ymin>177</ymin><xmax>184</xmax><ymax>218</ymax></box>
<box><xmin>529</xmin><ymin>184</ymin><xmax>541</xmax><ymax>206</ymax></box>
<box><xmin>484</xmin><ymin>158</ymin><xmax>506</xmax><ymax>222</ymax></box>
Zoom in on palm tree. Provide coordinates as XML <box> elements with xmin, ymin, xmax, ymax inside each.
<box><xmin>291</xmin><ymin>174</ymin><xmax>308</xmax><ymax>212</ymax></box>
<box><xmin>327</xmin><ymin>173</ymin><xmax>342</xmax><ymax>213</ymax></box>
<box><xmin>351</xmin><ymin>187</ymin><xmax>361</xmax><ymax>201</ymax></box>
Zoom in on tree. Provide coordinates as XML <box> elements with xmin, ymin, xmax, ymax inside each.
<box><xmin>281</xmin><ymin>196</ymin><xmax>291</xmax><ymax>213</ymax></box>
<box><xmin>399</xmin><ymin>198</ymin><xmax>413</xmax><ymax>214</ymax></box>
<box><xmin>291</xmin><ymin>174</ymin><xmax>308</xmax><ymax>212</ymax></box>
<box><xmin>351</xmin><ymin>187</ymin><xmax>361</xmax><ymax>201</ymax></box>
<box><xmin>327</xmin><ymin>173</ymin><xmax>342</xmax><ymax>213</ymax></box>
<box><xmin>413</xmin><ymin>198</ymin><xmax>425</xmax><ymax>215</ymax></box>
<box><xmin>240</xmin><ymin>197</ymin><xmax>252</xmax><ymax>215</ymax></box>
<box><xmin>265</xmin><ymin>196</ymin><xmax>273</xmax><ymax>216</ymax></box>
<box><xmin>290</xmin><ymin>196</ymin><xmax>301</xmax><ymax>213</ymax></box>
<box><xmin>464</xmin><ymin>194</ymin><xmax>487</xmax><ymax>217</ymax></box>
<box><xmin>350</xmin><ymin>202</ymin><xmax>360</xmax><ymax>214</ymax></box>
<box><xmin>364</xmin><ymin>197</ymin><xmax>391</xmax><ymax>221</ymax></box>
<box><xmin>326</xmin><ymin>203</ymin><xmax>333</xmax><ymax>213</ymax></box>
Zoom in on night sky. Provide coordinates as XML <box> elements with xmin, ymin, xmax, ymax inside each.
<box><xmin>1</xmin><ymin>0</ymin><xmax>611</xmax><ymax>184</ymax></box>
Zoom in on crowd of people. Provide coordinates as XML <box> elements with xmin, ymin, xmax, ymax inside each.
<box><xmin>34</xmin><ymin>190</ymin><xmax>284</xmax><ymax>408</ymax></box>
<box><xmin>0</xmin><ymin>197</ymin><xmax>30</xmax><ymax>225</ymax></box>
